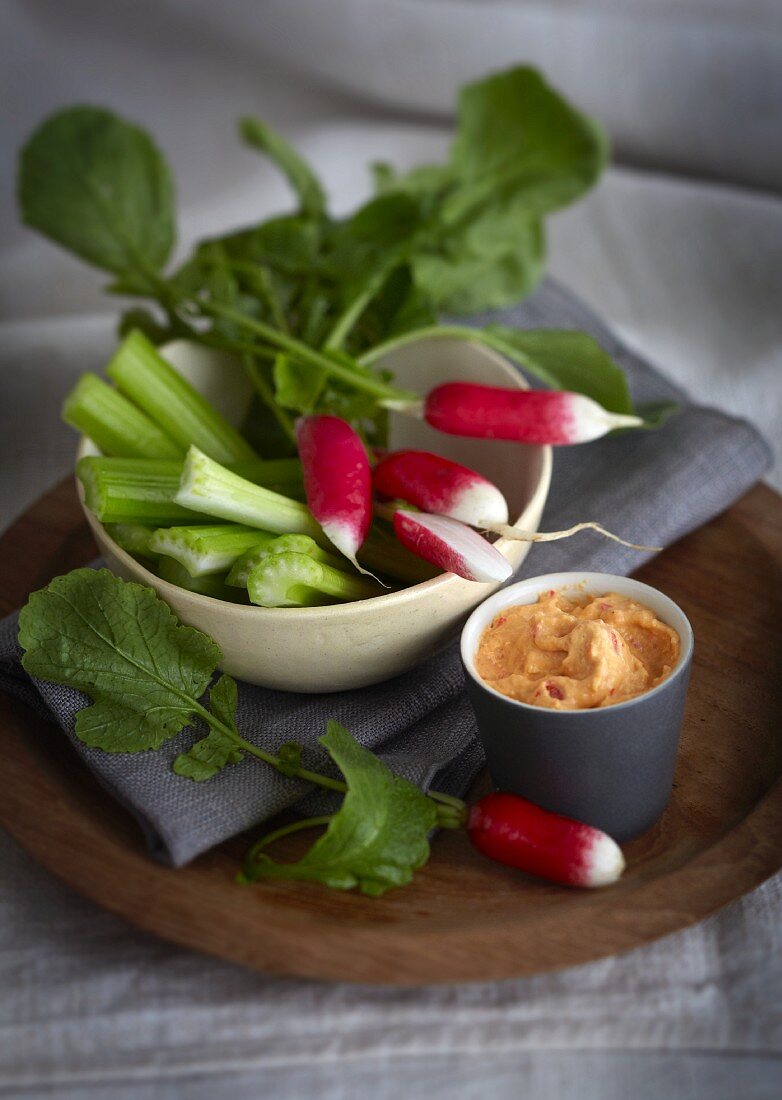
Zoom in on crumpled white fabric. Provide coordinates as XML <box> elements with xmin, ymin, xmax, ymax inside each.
<box><xmin>1</xmin><ymin>2</ymin><xmax>780</xmax><ymax>1097</ymax></box>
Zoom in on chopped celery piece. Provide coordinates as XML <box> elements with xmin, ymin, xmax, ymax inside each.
<box><xmin>104</xmin><ymin>523</ymin><xmax>158</xmax><ymax>558</ymax></box>
<box><xmin>233</xmin><ymin>457</ymin><xmax>304</xmax><ymax>496</ymax></box>
<box><xmin>226</xmin><ymin>533</ymin><xmax>347</xmax><ymax>588</ymax></box>
<box><xmin>77</xmin><ymin>457</ymin><xmax>207</xmax><ymax>525</ymax></box>
<box><xmin>156</xmin><ymin>556</ymin><xmax>243</xmax><ymax>601</ymax></box>
<box><xmin>358</xmin><ymin>525</ymin><xmax>440</xmax><ymax>585</ymax></box>
<box><xmin>176</xmin><ymin>446</ymin><xmax>323</xmax><ymax>539</ymax></box>
<box><xmin>106</xmin><ymin>330</ymin><xmax>257</xmax><ymax>464</ymax></box>
<box><xmin>63</xmin><ymin>372</ymin><xmax>183</xmax><ymax>459</ymax></box>
<box><xmin>148</xmin><ymin>525</ymin><xmax>276</xmax><ymax>577</ymax></box>
<box><xmin>247</xmin><ymin>551</ymin><xmax>383</xmax><ymax>608</ymax></box>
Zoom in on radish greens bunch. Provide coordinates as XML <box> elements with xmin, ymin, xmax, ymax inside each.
<box><xmin>18</xmin><ymin>65</ymin><xmax>648</xmax><ymax>454</ymax></box>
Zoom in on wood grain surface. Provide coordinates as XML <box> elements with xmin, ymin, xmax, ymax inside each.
<box><xmin>1</xmin><ymin>478</ymin><xmax>781</xmax><ymax>985</ymax></box>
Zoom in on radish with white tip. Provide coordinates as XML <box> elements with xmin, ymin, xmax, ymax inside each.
<box><xmin>392</xmin><ymin>510</ymin><xmax>513</xmax><ymax>583</ymax></box>
<box><xmin>373</xmin><ymin>450</ymin><xmax>509</xmax><ymax>527</ymax></box>
<box><xmin>375</xmin><ymin>450</ymin><xmax>661</xmax><ymax>554</ymax></box>
<box><xmin>422</xmin><ymin>383</ymin><xmax>642</xmax><ymax>444</ymax></box>
<box><xmin>296</xmin><ymin>415</ymin><xmax>374</xmax><ymax>574</ymax></box>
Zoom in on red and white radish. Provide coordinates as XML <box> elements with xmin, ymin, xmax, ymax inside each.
<box><xmin>374</xmin><ymin>450</ymin><xmax>659</xmax><ymax>552</ymax></box>
<box><xmin>424</xmin><ymin>383</ymin><xmax>642</xmax><ymax>445</ymax></box>
<box><xmin>392</xmin><ymin>510</ymin><xmax>512</xmax><ymax>583</ymax></box>
<box><xmin>467</xmin><ymin>792</ymin><xmax>625</xmax><ymax>888</ymax></box>
<box><xmin>373</xmin><ymin>449</ymin><xmax>509</xmax><ymax>527</ymax></box>
<box><xmin>296</xmin><ymin>415</ymin><xmax>373</xmax><ymax>573</ymax></box>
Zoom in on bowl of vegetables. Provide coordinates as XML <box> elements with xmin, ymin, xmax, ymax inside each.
<box><xmin>24</xmin><ymin>64</ymin><xmax>652</xmax><ymax>693</ymax></box>
<box><xmin>76</xmin><ymin>333</ymin><xmax>553</xmax><ymax>692</ymax></box>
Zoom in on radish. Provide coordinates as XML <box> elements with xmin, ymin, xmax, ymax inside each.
<box><xmin>423</xmin><ymin>383</ymin><xmax>642</xmax><ymax>444</ymax></box>
<box><xmin>374</xmin><ymin>451</ymin><xmax>659</xmax><ymax>552</ymax></box>
<box><xmin>373</xmin><ymin>450</ymin><xmax>509</xmax><ymax>527</ymax></box>
<box><xmin>392</xmin><ymin>510</ymin><xmax>512</xmax><ymax>583</ymax></box>
<box><xmin>467</xmin><ymin>792</ymin><xmax>625</xmax><ymax>888</ymax></box>
<box><xmin>295</xmin><ymin>415</ymin><xmax>373</xmax><ymax>574</ymax></box>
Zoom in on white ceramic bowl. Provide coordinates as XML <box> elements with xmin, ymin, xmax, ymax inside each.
<box><xmin>78</xmin><ymin>336</ymin><xmax>552</xmax><ymax>692</ymax></box>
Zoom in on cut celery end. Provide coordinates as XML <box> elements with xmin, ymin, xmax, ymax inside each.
<box><xmin>149</xmin><ymin>524</ymin><xmax>276</xmax><ymax>577</ymax></box>
<box><xmin>226</xmin><ymin>533</ymin><xmax>347</xmax><ymax>588</ymax></box>
<box><xmin>63</xmin><ymin>373</ymin><xmax>183</xmax><ymax>459</ymax></box>
<box><xmin>156</xmin><ymin>556</ymin><xmax>245</xmax><ymax>601</ymax></box>
<box><xmin>76</xmin><ymin>456</ymin><xmax>207</xmax><ymax>525</ymax></box>
<box><xmin>106</xmin><ymin>330</ymin><xmax>257</xmax><ymax>465</ymax></box>
<box><xmin>247</xmin><ymin>551</ymin><xmax>383</xmax><ymax>607</ymax></box>
<box><xmin>104</xmin><ymin>523</ymin><xmax>158</xmax><ymax>558</ymax></box>
<box><xmin>176</xmin><ymin>446</ymin><xmax>323</xmax><ymax>539</ymax></box>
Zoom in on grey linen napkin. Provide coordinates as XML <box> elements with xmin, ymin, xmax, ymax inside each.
<box><xmin>0</xmin><ymin>279</ymin><xmax>772</xmax><ymax>865</ymax></box>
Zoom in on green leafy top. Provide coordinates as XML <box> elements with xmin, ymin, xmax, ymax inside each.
<box><xmin>18</xmin><ymin>106</ymin><xmax>175</xmax><ymax>281</ymax></box>
<box><xmin>17</xmin><ymin>66</ymin><xmax>658</xmax><ymax>454</ymax></box>
<box><xmin>18</xmin><ymin>568</ymin><xmax>447</xmax><ymax>897</ymax></box>
<box><xmin>241</xmin><ymin>721</ymin><xmax>438</xmax><ymax>896</ymax></box>
<box><xmin>18</xmin><ymin>568</ymin><xmax>220</xmax><ymax>752</ymax></box>
<box><xmin>239</xmin><ymin>117</ymin><xmax>326</xmax><ymax>220</ymax></box>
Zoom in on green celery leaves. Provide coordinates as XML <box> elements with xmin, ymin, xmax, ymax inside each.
<box><xmin>18</xmin><ymin>568</ymin><xmax>220</xmax><ymax>752</ymax></box>
<box><xmin>243</xmin><ymin>721</ymin><xmax>438</xmax><ymax>896</ymax></box>
<box><xmin>18</xmin><ymin>106</ymin><xmax>175</xmax><ymax>280</ymax></box>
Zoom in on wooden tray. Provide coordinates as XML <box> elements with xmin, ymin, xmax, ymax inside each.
<box><xmin>1</xmin><ymin>478</ymin><xmax>781</xmax><ymax>985</ymax></box>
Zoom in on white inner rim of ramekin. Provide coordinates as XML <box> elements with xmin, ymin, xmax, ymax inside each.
<box><xmin>460</xmin><ymin>571</ymin><xmax>694</xmax><ymax>715</ymax></box>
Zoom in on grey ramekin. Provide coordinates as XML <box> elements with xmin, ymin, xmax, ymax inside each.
<box><xmin>460</xmin><ymin>572</ymin><xmax>694</xmax><ymax>842</ymax></box>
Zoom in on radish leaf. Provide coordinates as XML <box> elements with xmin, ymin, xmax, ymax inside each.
<box><xmin>241</xmin><ymin>721</ymin><xmax>438</xmax><ymax>896</ymax></box>
<box><xmin>18</xmin><ymin>568</ymin><xmax>220</xmax><ymax>752</ymax></box>
<box><xmin>240</xmin><ymin>117</ymin><xmax>326</xmax><ymax>220</ymax></box>
<box><xmin>18</xmin><ymin>106</ymin><xmax>174</xmax><ymax>280</ymax></box>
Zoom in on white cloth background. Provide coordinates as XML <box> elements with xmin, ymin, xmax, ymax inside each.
<box><xmin>1</xmin><ymin>1</ymin><xmax>781</xmax><ymax>1097</ymax></box>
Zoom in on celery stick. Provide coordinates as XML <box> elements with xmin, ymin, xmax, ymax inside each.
<box><xmin>358</xmin><ymin>525</ymin><xmax>440</xmax><ymax>585</ymax></box>
<box><xmin>63</xmin><ymin>373</ymin><xmax>183</xmax><ymax>459</ymax></box>
<box><xmin>176</xmin><ymin>446</ymin><xmax>323</xmax><ymax>539</ymax></box>
<box><xmin>104</xmin><ymin>523</ymin><xmax>158</xmax><ymax>558</ymax></box>
<box><xmin>156</xmin><ymin>556</ymin><xmax>244</xmax><ymax>601</ymax></box>
<box><xmin>235</xmin><ymin>457</ymin><xmax>303</xmax><ymax>492</ymax></box>
<box><xmin>106</xmin><ymin>330</ymin><xmax>257</xmax><ymax>464</ymax></box>
<box><xmin>149</xmin><ymin>525</ymin><xmax>276</xmax><ymax>577</ymax></box>
<box><xmin>226</xmin><ymin>534</ymin><xmax>347</xmax><ymax>588</ymax></box>
<box><xmin>77</xmin><ymin>457</ymin><xmax>207</xmax><ymax>525</ymax></box>
<box><xmin>247</xmin><ymin>552</ymin><xmax>383</xmax><ymax>608</ymax></box>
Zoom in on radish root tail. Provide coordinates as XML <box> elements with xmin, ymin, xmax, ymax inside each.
<box><xmin>485</xmin><ymin>521</ymin><xmax>662</xmax><ymax>553</ymax></box>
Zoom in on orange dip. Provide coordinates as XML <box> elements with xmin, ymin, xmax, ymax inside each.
<box><xmin>475</xmin><ymin>590</ymin><xmax>680</xmax><ymax>710</ymax></box>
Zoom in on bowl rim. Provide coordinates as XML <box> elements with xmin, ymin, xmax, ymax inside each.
<box><xmin>76</xmin><ymin>334</ymin><xmax>553</xmax><ymax>620</ymax></box>
<box><xmin>460</xmin><ymin>570</ymin><xmax>694</xmax><ymax>715</ymax></box>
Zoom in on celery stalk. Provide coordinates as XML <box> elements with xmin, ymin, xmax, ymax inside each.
<box><xmin>176</xmin><ymin>446</ymin><xmax>323</xmax><ymax>539</ymax></box>
<box><xmin>106</xmin><ymin>330</ymin><xmax>257</xmax><ymax>464</ymax></box>
<box><xmin>247</xmin><ymin>552</ymin><xmax>383</xmax><ymax>608</ymax></box>
<box><xmin>236</xmin><ymin>457</ymin><xmax>303</xmax><ymax>494</ymax></box>
<box><xmin>358</xmin><ymin>526</ymin><xmax>440</xmax><ymax>585</ymax></box>
<box><xmin>156</xmin><ymin>556</ymin><xmax>244</xmax><ymax>601</ymax></box>
<box><xmin>77</xmin><ymin>457</ymin><xmax>206</xmax><ymax>525</ymax></box>
<box><xmin>226</xmin><ymin>534</ymin><xmax>347</xmax><ymax>588</ymax></box>
<box><xmin>104</xmin><ymin>523</ymin><xmax>158</xmax><ymax>558</ymax></box>
<box><xmin>148</xmin><ymin>525</ymin><xmax>276</xmax><ymax>577</ymax></box>
<box><xmin>63</xmin><ymin>373</ymin><xmax>183</xmax><ymax>459</ymax></box>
